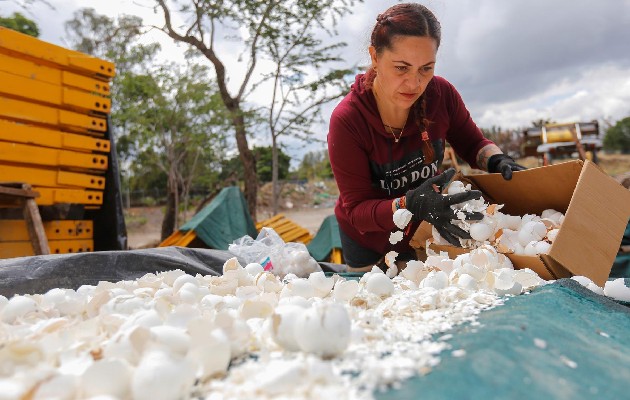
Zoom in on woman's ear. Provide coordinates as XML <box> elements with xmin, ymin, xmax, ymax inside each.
<box><xmin>368</xmin><ymin>46</ymin><xmax>378</xmax><ymax>68</ymax></box>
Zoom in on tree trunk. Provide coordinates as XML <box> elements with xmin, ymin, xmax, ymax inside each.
<box><xmin>161</xmin><ymin>188</ymin><xmax>177</xmax><ymax>240</ymax></box>
<box><xmin>232</xmin><ymin>111</ymin><xmax>258</xmax><ymax>222</ymax></box>
<box><xmin>272</xmin><ymin>135</ymin><xmax>279</xmax><ymax>215</ymax></box>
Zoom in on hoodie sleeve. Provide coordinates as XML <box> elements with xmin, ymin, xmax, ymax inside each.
<box><xmin>328</xmin><ymin>104</ymin><xmax>397</xmax><ymax>233</ymax></box>
<box><xmin>441</xmin><ymin>79</ymin><xmax>494</xmax><ymax>169</ymax></box>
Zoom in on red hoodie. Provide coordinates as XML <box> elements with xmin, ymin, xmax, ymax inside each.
<box><xmin>328</xmin><ymin>74</ymin><xmax>493</xmax><ymax>255</ymax></box>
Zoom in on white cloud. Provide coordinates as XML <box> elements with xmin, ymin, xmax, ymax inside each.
<box><xmin>6</xmin><ymin>0</ymin><xmax>630</xmax><ymax>164</ymax></box>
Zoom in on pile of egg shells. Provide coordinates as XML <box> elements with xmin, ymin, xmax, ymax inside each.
<box><xmin>2</xmin><ymin>204</ymin><xmax>627</xmax><ymax>399</ymax></box>
<box><xmin>0</xmin><ymin>245</ymin><xmax>546</xmax><ymax>399</ymax></box>
<box><xmin>435</xmin><ymin>180</ymin><xmax>564</xmax><ymax>256</ymax></box>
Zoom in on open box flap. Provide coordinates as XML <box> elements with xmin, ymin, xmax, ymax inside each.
<box><xmin>550</xmin><ymin>161</ymin><xmax>630</xmax><ymax>286</ymax></box>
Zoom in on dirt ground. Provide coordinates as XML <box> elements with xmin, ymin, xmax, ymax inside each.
<box><xmin>126</xmin><ymin>153</ymin><xmax>630</xmax><ymax>249</ymax></box>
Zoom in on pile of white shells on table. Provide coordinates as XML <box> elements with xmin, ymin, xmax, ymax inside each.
<box><xmin>0</xmin><ymin>243</ymin><xmax>549</xmax><ymax>400</ymax></box>
<box><xmin>433</xmin><ymin>180</ymin><xmax>565</xmax><ymax>256</ymax></box>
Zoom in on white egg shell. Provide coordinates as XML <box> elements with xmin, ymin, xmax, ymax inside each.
<box><xmin>149</xmin><ymin>326</ymin><xmax>191</xmax><ymax>356</ymax></box>
<box><xmin>81</xmin><ymin>359</ymin><xmax>132</xmax><ymax>398</ymax></box>
<box><xmin>308</xmin><ymin>272</ymin><xmax>335</xmax><ymax>297</ymax></box>
<box><xmin>385</xmin><ymin>251</ymin><xmax>398</xmax><ymax>268</ymax></box>
<box><xmin>500</xmin><ymin>215</ymin><xmax>522</xmax><ymax>230</ymax></box>
<box><xmin>172</xmin><ymin>274</ymin><xmax>199</xmax><ymax>293</ymax></box>
<box><xmin>188</xmin><ymin>329</ymin><xmax>231</xmax><ymax>379</ymax></box>
<box><xmin>523</xmin><ymin>241</ymin><xmax>539</xmax><ymax>256</ymax></box>
<box><xmin>385</xmin><ymin>265</ymin><xmax>398</xmax><ymax>279</ymax></box>
<box><xmin>294</xmin><ymin>303</ymin><xmax>351</xmax><ymax>358</ymax></box>
<box><xmin>541</xmin><ymin>209</ymin><xmax>564</xmax><ymax>226</ymax></box>
<box><xmin>493</xmin><ymin>269</ymin><xmax>523</xmax><ymax>295</ymax></box>
<box><xmin>469</xmin><ymin>222</ymin><xmax>493</xmax><ymax>242</ymax></box>
<box><xmin>366</xmin><ymin>273</ymin><xmax>395</xmax><ymax>297</ymax></box>
<box><xmin>393</xmin><ymin>208</ymin><xmax>413</xmax><ymax>230</ymax></box>
<box><xmin>245</xmin><ymin>263</ymin><xmax>264</xmax><ymax>276</ymax></box>
<box><xmin>603</xmin><ymin>278</ymin><xmax>630</xmax><ymax>302</ymax></box>
<box><xmin>546</xmin><ymin>228</ymin><xmax>559</xmax><ymax>243</ymax></box>
<box><xmin>421</xmin><ymin>270</ymin><xmax>449</xmax><ymax>290</ymax></box>
<box><xmin>240</xmin><ymin>298</ymin><xmax>274</xmax><ymax>319</ymax></box>
<box><xmin>518</xmin><ymin>221</ymin><xmax>547</xmax><ymax>246</ymax></box>
<box><xmin>400</xmin><ymin>260</ymin><xmax>429</xmax><ymax>284</ymax></box>
<box><xmin>284</xmin><ymin>279</ymin><xmax>315</xmax><ymax>299</ymax></box>
<box><xmin>222</xmin><ymin>257</ymin><xmax>243</xmax><ymax>274</ymax></box>
<box><xmin>389</xmin><ymin>230</ymin><xmax>404</xmax><ymax>244</ymax></box>
<box><xmin>2</xmin><ymin>295</ymin><xmax>40</xmax><ymax>323</ymax></box>
<box><xmin>447</xmin><ymin>180</ymin><xmax>465</xmax><ymax>195</ymax></box>
<box><xmin>332</xmin><ymin>279</ymin><xmax>359</xmax><ymax>302</ymax></box>
<box><xmin>513</xmin><ymin>268</ymin><xmax>545</xmax><ymax>290</ymax></box>
<box><xmin>270</xmin><ymin>304</ymin><xmax>305</xmax><ymax>352</ymax></box>
<box><xmin>534</xmin><ymin>241</ymin><xmax>551</xmax><ymax>254</ymax></box>
<box><xmin>34</xmin><ymin>373</ymin><xmax>78</xmax><ymax>400</ymax></box>
<box><xmin>457</xmin><ymin>274</ymin><xmax>478</xmax><ymax>290</ymax></box>
<box><xmin>131</xmin><ymin>349</ymin><xmax>196</xmax><ymax>400</ymax></box>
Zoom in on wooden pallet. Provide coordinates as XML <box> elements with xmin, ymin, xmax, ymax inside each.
<box><xmin>256</xmin><ymin>213</ymin><xmax>313</xmax><ymax>244</ymax></box>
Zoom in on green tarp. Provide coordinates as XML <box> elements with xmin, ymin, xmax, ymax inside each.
<box><xmin>307</xmin><ymin>214</ymin><xmax>342</xmax><ymax>261</ymax></box>
<box><xmin>377</xmin><ymin>279</ymin><xmax>630</xmax><ymax>400</ymax></box>
<box><xmin>179</xmin><ymin>187</ymin><xmax>257</xmax><ymax>250</ymax></box>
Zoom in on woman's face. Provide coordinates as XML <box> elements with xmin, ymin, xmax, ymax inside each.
<box><xmin>370</xmin><ymin>35</ymin><xmax>437</xmax><ymax>109</ymax></box>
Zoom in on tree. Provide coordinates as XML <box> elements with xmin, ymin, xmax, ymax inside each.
<box><xmin>64</xmin><ymin>9</ymin><xmax>230</xmax><ymax>238</ymax></box>
<box><xmin>117</xmin><ymin>63</ymin><xmax>230</xmax><ymax>239</ymax></box>
<box><xmin>255</xmin><ymin>8</ymin><xmax>358</xmax><ymax>214</ymax></box>
<box><xmin>64</xmin><ymin>9</ymin><xmax>158</xmax><ymax>77</ymax></box>
<box><xmin>604</xmin><ymin>116</ymin><xmax>630</xmax><ymax>153</ymax></box>
<box><xmin>154</xmin><ymin>0</ymin><xmax>362</xmax><ymax>220</ymax></box>
<box><xmin>219</xmin><ymin>146</ymin><xmax>291</xmax><ymax>184</ymax></box>
<box><xmin>296</xmin><ymin>149</ymin><xmax>333</xmax><ymax>181</ymax></box>
<box><xmin>0</xmin><ymin>12</ymin><xmax>39</xmax><ymax>37</ymax></box>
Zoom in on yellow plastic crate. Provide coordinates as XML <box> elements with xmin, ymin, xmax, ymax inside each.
<box><xmin>0</xmin><ymin>119</ymin><xmax>110</xmax><ymax>153</ymax></box>
<box><xmin>0</xmin><ymin>96</ymin><xmax>107</xmax><ymax>133</ymax></box>
<box><xmin>0</xmin><ymin>53</ymin><xmax>110</xmax><ymax>96</ymax></box>
<box><xmin>0</xmin><ymin>220</ymin><xmax>93</xmax><ymax>241</ymax></box>
<box><xmin>0</xmin><ymin>27</ymin><xmax>115</xmax><ymax>79</ymax></box>
<box><xmin>34</xmin><ymin>187</ymin><xmax>103</xmax><ymax>206</ymax></box>
<box><xmin>0</xmin><ymin>70</ymin><xmax>111</xmax><ymax>114</ymax></box>
<box><xmin>0</xmin><ymin>141</ymin><xmax>108</xmax><ymax>171</ymax></box>
<box><xmin>0</xmin><ymin>163</ymin><xmax>105</xmax><ymax>190</ymax></box>
<box><xmin>0</xmin><ymin>239</ymin><xmax>93</xmax><ymax>258</ymax></box>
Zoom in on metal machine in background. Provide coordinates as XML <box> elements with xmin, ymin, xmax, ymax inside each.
<box><xmin>522</xmin><ymin>121</ymin><xmax>602</xmax><ymax>165</ymax></box>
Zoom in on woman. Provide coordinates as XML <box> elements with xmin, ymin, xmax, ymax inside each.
<box><xmin>327</xmin><ymin>3</ymin><xmax>525</xmax><ymax>270</ymax></box>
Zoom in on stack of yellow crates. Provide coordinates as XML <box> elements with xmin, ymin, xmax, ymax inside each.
<box><xmin>0</xmin><ymin>27</ymin><xmax>116</xmax><ymax>257</ymax></box>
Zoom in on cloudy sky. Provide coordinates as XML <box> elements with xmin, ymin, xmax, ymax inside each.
<box><xmin>7</xmin><ymin>0</ymin><xmax>630</xmax><ymax>160</ymax></box>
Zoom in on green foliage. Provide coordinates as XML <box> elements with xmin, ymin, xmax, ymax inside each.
<box><xmin>254</xmin><ymin>146</ymin><xmax>291</xmax><ymax>183</ymax></box>
<box><xmin>604</xmin><ymin>117</ymin><xmax>630</xmax><ymax>153</ymax></box>
<box><xmin>220</xmin><ymin>146</ymin><xmax>291</xmax><ymax>183</ymax></box>
<box><xmin>295</xmin><ymin>149</ymin><xmax>333</xmax><ymax>180</ymax></box>
<box><xmin>64</xmin><ymin>8</ymin><xmax>232</xmax><ymax>208</ymax></box>
<box><xmin>64</xmin><ymin>9</ymin><xmax>158</xmax><ymax>74</ymax></box>
<box><xmin>0</xmin><ymin>12</ymin><xmax>39</xmax><ymax>37</ymax></box>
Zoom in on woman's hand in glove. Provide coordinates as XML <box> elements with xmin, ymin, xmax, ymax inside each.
<box><xmin>405</xmin><ymin>168</ymin><xmax>484</xmax><ymax>246</ymax></box>
<box><xmin>487</xmin><ymin>154</ymin><xmax>527</xmax><ymax>180</ymax></box>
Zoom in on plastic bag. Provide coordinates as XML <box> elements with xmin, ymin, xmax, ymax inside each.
<box><xmin>228</xmin><ymin>227</ymin><xmax>321</xmax><ymax>278</ymax></box>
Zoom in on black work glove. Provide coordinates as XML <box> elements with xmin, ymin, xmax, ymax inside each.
<box><xmin>405</xmin><ymin>168</ymin><xmax>484</xmax><ymax>247</ymax></box>
<box><xmin>487</xmin><ymin>154</ymin><xmax>527</xmax><ymax>180</ymax></box>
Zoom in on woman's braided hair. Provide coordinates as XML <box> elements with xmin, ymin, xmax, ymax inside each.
<box><xmin>365</xmin><ymin>3</ymin><xmax>441</xmax><ymax>163</ymax></box>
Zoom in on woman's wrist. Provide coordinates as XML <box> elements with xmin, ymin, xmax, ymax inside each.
<box><xmin>392</xmin><ymin>196</ymin><xmax>406</xmax><ymax>213</ymax></box>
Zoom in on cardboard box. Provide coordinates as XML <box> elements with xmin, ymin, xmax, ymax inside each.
<box><xmin>410</xmin><ymin>160</ymin><xmax>630</xmax><ymax>287</ymax></box>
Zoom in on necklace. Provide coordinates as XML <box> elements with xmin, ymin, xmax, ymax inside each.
<box><xmin>384</xmin><ymin>121</ymin><xmax>406</xmax><ymax>143</ymax></box>
<box><xmin>373</xmin><ymin>79</ymin><xmax>408</xmax><ymax>143</ymax></box>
